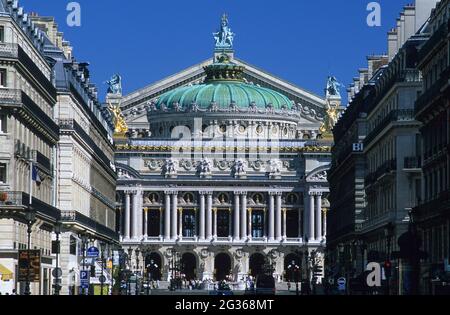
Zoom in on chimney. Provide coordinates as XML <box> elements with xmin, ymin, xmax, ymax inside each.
<box><xmin>388</xmin><ymin>29</ymin><xmax>398</xmax><ymax>61</ymax></box>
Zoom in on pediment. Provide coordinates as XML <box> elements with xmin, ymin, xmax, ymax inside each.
<box><xmin>120</xmin><ymin>57</ymin><xmax>327</xmax><ymax>126</ymax></box>
<box><xmin>306</xmin><ymin>166</ymin><xmax>329</xmax><ymax>183</ymax></box>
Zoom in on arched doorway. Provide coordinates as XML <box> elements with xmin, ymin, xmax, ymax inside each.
<box><xmin>181</xmin><ymin>253</ymin><xmax>197</xmax><ymax>280</ymax></box>
<box><xmin>249</xmin><ymin>253</ymin><xmax>266</xmax><ymax>277</ymax></box>
<box><xmin>214</xmin><ymin>253</ymin><xmax>232</xmax><ymax>281</ymax></box>
<box><xmin>145</xmin><ymin>252</ymin><xmax>162</xmax><ymax>281</ymax></box>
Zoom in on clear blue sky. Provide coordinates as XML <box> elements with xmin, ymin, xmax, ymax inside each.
<box><xmin>21</xmin><ymin>0</ymin><xmax>410</xmax><ymax>102</ymax></box>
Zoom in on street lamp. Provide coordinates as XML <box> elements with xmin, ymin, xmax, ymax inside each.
<box><xmin>302</xmin><ymin>237</ymin><xmax>311</xmax><ymax>295</ymax></box>
<box><xmin>100</xmin><ymin>242</ymin><xmax>105</xmax><ymax>296</ymax></box>
<box><xmin>54</xmin><ymin>222</ymin><xmax>62</xmax><ymax>295</ymax></box>
<box><xmin>289</xmin><ymin>250</ymin><xmax>301</xmax><ymax>296</ymax></box>
<box><xmin>79</xmin><ymin>233</ymin><xmax>89</xmax><ymax>295</ymax></box>
<box><xmin>24</xmin><ymin>208</ymin><xmax>36</xmax><ymax>296</ymax></box>
<box><xmin>358</xmin><ymin>238</ymin><xmax>367</xmax><ymax>275</ymax></box>
<box><xmin>384</xmin><ymin>223</ymin><xmax>395</xmax><ymax>296</ymax></box>
<box><xmin>127</xmin><ymin>247</ymin><xmax>133</xmax><ymax>295</ymax></box>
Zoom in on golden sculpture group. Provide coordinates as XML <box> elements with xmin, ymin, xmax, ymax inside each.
<box><xmin>108</xmin><ymin>101</ymin><xmax>128</xmax><ymax>135</ymax></box>
<box><xmin>319</xmin><ymin>102</ymin><xmax>340</xmax><ymax>136</ymax></box>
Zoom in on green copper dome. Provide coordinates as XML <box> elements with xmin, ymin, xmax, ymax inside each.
<box><xmin>155</xmin><ymin>55</ymin><xmax>292</xmax><ymax>111</ymax></box>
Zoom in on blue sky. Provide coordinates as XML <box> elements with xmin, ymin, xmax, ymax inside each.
<box><xmin>21</xmin><ymin>0</ymin><xmax>411</xmax><ymax>102</ymax></box>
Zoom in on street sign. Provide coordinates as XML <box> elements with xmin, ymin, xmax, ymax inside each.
<box><xmin>80</xmin><ymin>257</ymin><xmax>95</xmax><ymax>266</ymax></box>
<box><xmin>337</xmin><ymin>277</ymin><xmax>346</xmax><ymax>291</ymax></box>
<box><xmin>52</xmin><ymin>268</ymin><xmax>62</xmax><ymax>278</ymax></box>
<box><xmin>86</xmin><ymin>246</ymin><xmax>100</xmax><ymax>258</ymax></box>
<box><xmin>18</xmin><ymin>250</ymin><xmax>41</xmax><ymax>282</ymax></box>
<box><xmin>80</xmin><ymin>270</ymin><xmax>90</xmax><ymax>289</ymax></box>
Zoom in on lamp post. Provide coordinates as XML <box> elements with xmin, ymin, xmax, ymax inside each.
<box><xmin>359</xmin><ymin>238</ymin><xmax>367</xmax><ymax>275</ymax></box>
<box><xmin>384</xmin><ymin>223</ymin><xmax>394</xmax><ymax>296</ymax></box>
<box><xmin>135</xmin><ymin>248</ymin><xmax>140</xmax><ymax>295</ymax></box>
<box><xmin>79</xmin><ymin>233</ymin><xmax>88</xmax><ymax>295</ymax></box>
<box><xmin>127</xmin><ymin>247</ymin><xmax>133</xmax><ymax>295</ymax></box>
<box><xmin>117</xmin><ymin>248</ymin><xmax>125</xmax><ymax>295</ymax></box>
<box><xmin>24</xmin><ymin>208</ymin><xmax>36</xmax><ymax>296</ymax></box>
<box><xmin>100</xmin><ymin>242</ymin><xmax>105</xmax><ymax>296</ymax></box>
<box><xmin>54</xmin><ymin>222</ymin><xmax>62</xmax><ymax>295</ymax></box>
<box><xmin>290</xmin><ymin>250</ymin><xmax>301</xmax><ymax>296</ymax></box>
<box><xmin>302</xmin><ymin>238</ymin><xmax>311</xmax><ymax>295</ymax></box>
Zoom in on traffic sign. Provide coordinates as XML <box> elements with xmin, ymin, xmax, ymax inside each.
<box><xmin>52</xmin><ymin>268</ymin><xmax>62</xmax><ymax>278</ymax></box>
<box><xmin>107</xmin><ymin>260</ymin><xmax>113</xmax><ymax>269</ymax></box>
<box><xmin>99</xmin><ymin>275</ymin><xmax>106</xmax><ymax>283</ymax></box>
<box><xmin>337</xmin><ymin>277</ymin><xmax>346</xmax><ymax>291</ymax></box>
<box><xmin>86</xmin><ymin>246</ymin><xmax>100</xmax><ymax>258</ymax></box>
<box><xmin>80</xmin><ymin>270</ymin><xmax>90</xmax><ymax>289</ymax></box>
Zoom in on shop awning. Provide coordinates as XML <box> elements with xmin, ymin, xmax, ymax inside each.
<box><xmin>0</xmin><ymin>264</ymin><xmax>13</xmax><ymax>281</ymax></box>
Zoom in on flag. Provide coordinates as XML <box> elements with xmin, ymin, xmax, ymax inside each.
<box><xmin>32</xmin><ymin>164</ymin><xmax>41</xmax><ymax>186</ymax></box>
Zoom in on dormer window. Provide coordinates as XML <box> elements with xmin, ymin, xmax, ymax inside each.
<box><xmin>0</xmin><ymin>69</ymin><xmax>6</xmax><ymax>87</ymax></box>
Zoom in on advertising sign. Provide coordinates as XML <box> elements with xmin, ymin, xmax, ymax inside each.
<box><xmin>18</xmin><ymin>250</ymin><xmax>41</xmax><ymax>282</ymax></box>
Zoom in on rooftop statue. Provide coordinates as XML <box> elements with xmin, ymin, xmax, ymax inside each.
<box><xmin>106</xmin><ymin>74</ymin><xmax>122</xmax><ymax>95</ymax></box>
<box><xmin>108</xmin><ymin>101</ymin><xmax>128</xmax><ymax>134</ymax></box>
<box><xmin>213</xmin><ymin>14</ymin><xmax>235</xmax><ymax>49</ymax></box>
<box><xmin>319</xmin><ymin>102</ymin><xmax>340</xmax><ymax>135</ymax></box>
<box><xmin>326</xmin><ymin>76</ymin><xmax>342</xmax><ymax>99</ymax></box>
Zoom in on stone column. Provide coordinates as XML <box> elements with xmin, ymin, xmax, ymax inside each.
<box><xmin>159</xmin><ymin>207</ymin><xmax>163</xmax><ymax>238</ymax></box>
<box><xmin>124</xmin><ymin>192</ymin><xmax>131</xmax><ymax>239</ymax></box>
<box><xmin>308</xmin><ymin>192</ymin><xmax>315</xmax><ymax>241</ymax></box>
<box><xmin>283</xmin><ymin>208</ymin><xmax>287</xmax><ymax>239</ymax></box>
<box><xmin>275</xmin><ymin>193</ymin><xmax>282</xmax><ymax>241</ymax></box>
<box><xmin>199</xmin><ymin>193</ymin><xmax>206</xmax><ymax>240</ymax></box>
<box><xmin>234</xmin><ymin>192</ymin><xmax>240</xmax><ymax>241</ymax></box>
<box><xmin>213</xmin><ymin>208</ymin><xmax>218</xmax><ymax>239</ymax></box>
<box><xmin>134</xmin><ymin>190</ymin><xmax>143</xmax><ymax>240</ymax></box>
<box><xmin>241</xmin><ymin>193</ymin><xmax>247</xmax><ymax>240</ymax></box>
<box><xmin>316</xmin><ymin>193</ymin><xmax>322</xmax><ymax>240</ymax></box>
<box><xmin>268</xmin><ymin>193</ymin><xmax>275</xmax><ymax>241</ymax></box>
<box><xmin>298</xmin><ymin>208</ymin><xmax>303</xmax><ymax>239</ymax></box>
<box><xmin>171</xmin><ymin>193</ymin><xmax>178</xmax><ymax>240</ymax></box>
<box><xmin>206</xmin><ymin>193</ymin><xmax>213</xmax><ymax>240</ymax></box>
<box><xmin>228</xmin><ymin>209</ymin><xmax>233</xmax><ymax>238</ymax></box>
<box><xmin>164</xmin><ymin>192</ymin><xmax>171</xmax><ymax>241</ymax></box>
<box><xmin>143</xmin><ymin>208</ymin><xmax>148</xmax><ymax>239</ymax></box>
<box><xmin>179</xmin><ymin>208</ymin><xmax>183</xmax><ymax>239</ymax></box>
<box><xmin>248</xmin><ymin>208</ymin><xmax>253</xmax><ymax>239</ymax></box>
<box><xmin>131</xmin><ymin>191</ymin><xmax>138</xmax><ymax>239</ymax></box>
<box><xmin>323</xmin><ymin>209</ymin><xmax>327</xmax><ymax>239</ymax></box>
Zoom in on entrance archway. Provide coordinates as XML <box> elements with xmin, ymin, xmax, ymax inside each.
<box><xmin>145</xmin><ymin>252</ymin><xmax>162</xmax><ymax>281</ymax></box>
<box><xmin>249</xmin><ymin>253</ymin><xmax>266</xmax><ymax>277</ymax></box>
<box><xmin>181</xmin><ymin>253</ymin><xmax>197</xmax><ymax>280</ymax></box>
<box><xmin>214</xmin><ymin>253</ymin><xmax>232</xmax><ymax>281</ymax></box>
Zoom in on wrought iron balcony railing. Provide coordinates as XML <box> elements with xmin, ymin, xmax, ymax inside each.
<box><xmin>404</xmin><ymin>156</ymin><xmax>422</xmax><ymax>169</ymax></box>
<box><xmin>365</xmin><ymin>109</ymin><xmax>415</xmax><ymax>145</ymax></box>
<box><xmin>365</xmin><ymin>159</ymin><xmax>397</xmax><ymax>186</ymax></box>
<box><xmin>0</xmin><ymin>191</ymin><xmax>24</xmax><ymax>206</ymax></box>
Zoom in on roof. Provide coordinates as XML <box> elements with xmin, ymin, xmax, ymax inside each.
<box><xmin>156</xmin><ymin>81</ymin><xmax>293</xmax><ymax>110</ymax></box>
<box><xmin>156</xmin><ymin>58</ymin><xmax>293</xmax><ymax>110</ymax></box>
